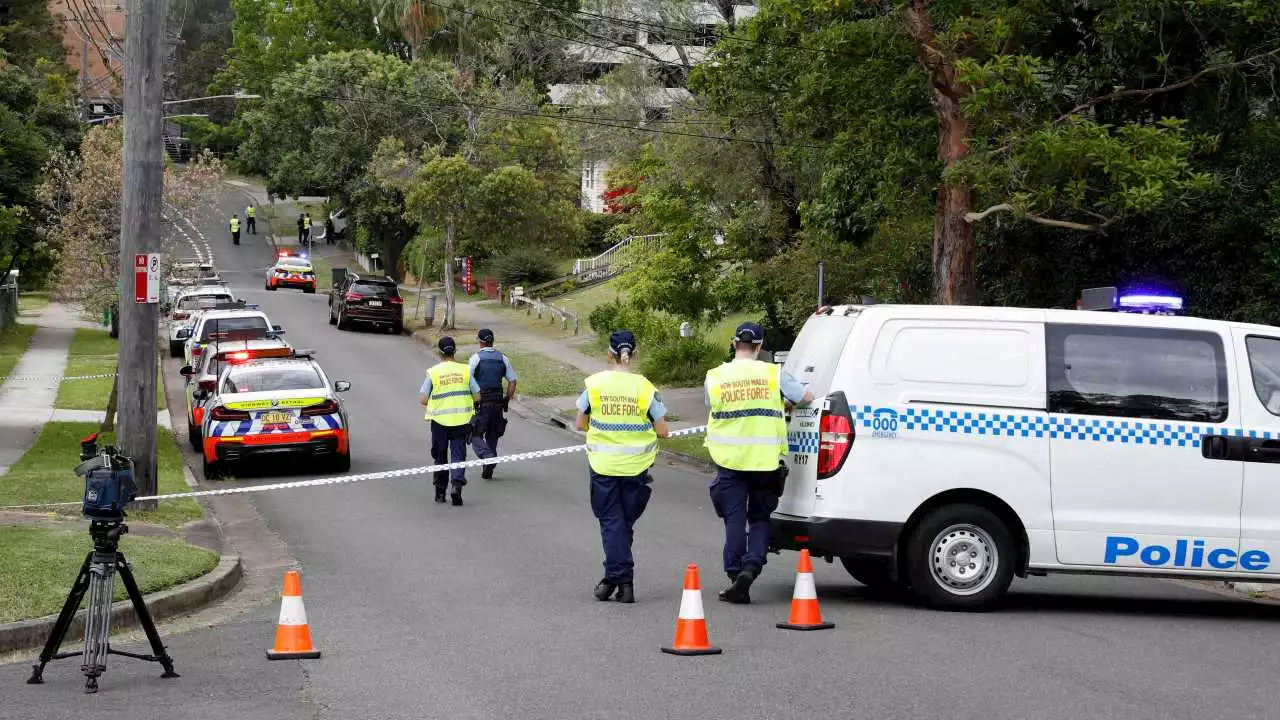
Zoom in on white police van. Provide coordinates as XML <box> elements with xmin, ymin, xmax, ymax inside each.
<box><xmin>772</xmin><ymin>289</ymin><xmax>1280</xmax><ymax>610</ymax></box>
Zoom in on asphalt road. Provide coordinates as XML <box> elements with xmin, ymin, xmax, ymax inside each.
<box><xmin>6</xmin><ymin>191</ymin><xmax>1280</xmax><ymax>720</ymax></box>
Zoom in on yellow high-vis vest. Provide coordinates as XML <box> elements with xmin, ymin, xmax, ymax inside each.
<box><xmin>704</xmin><ymin>359</ymin><xmax>786</xmax><ymax>471</ymax></box>
<box><xmin>230</xmin><ymin>217</ymin><xmax>240</xmax><ymax>232</ymax></box>
<box><xmin>425</xmin><ymin>361</ymin><xmax>474</xmax><ymax>426</ymax></box>
<box><xmin>584</xmin><ymin>370</ymin><xmax>658</xmax><ymax>476</ymax></box>
<box><xmin>246</xmin><ymin>206</ymin><xmax>255</xmax><ymax>218</ymax></box>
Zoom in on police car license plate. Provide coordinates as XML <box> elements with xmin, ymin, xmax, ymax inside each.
<box><xmin>368</xmin><ymin>300</ymin><xmax>383</xmax><ymax>307</ymax></box>
<box><xmin>262</xmin><ymin>411</ymin><xmax>292</xmax><ymax>425</ymax></box>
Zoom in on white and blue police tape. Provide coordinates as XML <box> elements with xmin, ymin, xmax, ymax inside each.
<box><xmin>0</xmin><ymin>425</ymin><xmax>710</xmax><ymax>510</ymax></box>
<box><xmin>0</xmin><ymin>372</ymin><xmax>118</xmax><ymax>384</ymax></box>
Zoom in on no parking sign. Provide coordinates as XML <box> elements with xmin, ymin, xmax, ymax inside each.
<box><xmin>133</xmin><ymin>253</ymin><xmax>161</xmax><ymax>304</ymax></box>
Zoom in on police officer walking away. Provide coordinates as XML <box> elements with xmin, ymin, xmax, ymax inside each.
<box><xmin>705</xmin><ymin>322</ymin><xmax>812</xmax><ymax>603</ymax></box>
<box><xmin>575</xmin><ymin>331</ymin><xmax>669</xmax><ymax>603</ymax></box>
<box><xmin>296</xmin><ymin>213</ymin><xmax>306</xmax><ymax>244</ymax></box>
<box><xmin>419</xmin><ymin>337</ymin><xmax>475</xmax><ymax>506</ymax></box>
<box><xmin>469</xmin><ymin>329</ymin><xmax>517</xmax><ymax>479</ymax></box>
<box><xmin>229</xmin><ymin>214</ymin><xmax>240</xmax><ymax>245</ymax></box>
<box><xmin>245</xmin><ymin>204</ymin><xmax>256</xmax><ymax>234</ymax></box>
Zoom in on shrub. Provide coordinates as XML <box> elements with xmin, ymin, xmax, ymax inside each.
<box><xmin>589</xmin><ymin>300</ymin><xmax>678</xmax><ymax>347</ymax></box>
<box><xmin>491</xmin><ymin>247</ymin><xmax>559</xmax><ymax>287</ymax></box>
<box><xmin>578</xmin><ymin>213</ymin><xmax>626</xmax><ymax>255</ymax></box>
<box><xmin>641</xmin><ymin>337</ymin><xmax>723</xmax><ymax>386</ymax></box>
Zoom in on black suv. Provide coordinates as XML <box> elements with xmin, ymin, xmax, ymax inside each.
<box><xmin>329</xmin><ymin>270</ymin><xmax>404</xmax><ymax>333</ymax></box>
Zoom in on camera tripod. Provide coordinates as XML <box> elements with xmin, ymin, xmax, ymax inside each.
<box><xmin>27</xmin><ymin>519</ymin><xmax>179</xmax><ymax>693</ymax></box>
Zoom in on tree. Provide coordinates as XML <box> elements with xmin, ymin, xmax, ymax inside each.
<box><xmin>39</xmin><ymin>124</ymin><xmax>224</xmax><ymax>313</ymax></box>
<box><xmin>405</xmin><ymin>154</ymin><xmax>482</xmax><ymax>329</ymax></box>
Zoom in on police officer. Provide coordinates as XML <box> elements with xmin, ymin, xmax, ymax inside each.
<box><xmin>229</xmin><ymin>214</ymin><xmax>241</xmax><ymax>246</ymax></box>
<box><xmin>705</xmin><ymin>322</ymin><xmax>812</xmax><ymax>604</ymax></box>
<box><xmin>575</xmin><ymin>331</ymin><xmax>669</xmax><ymax>603</ymax></box>
<box><xmin>419</xmin><ymin>336</ymin><xmax>475</xmax><ymax>506</ymax></box>
<box><xmin>469</xmin><ymin>328</ymin><xmax>517</xmax><ymax>479</ymax></box>
<box><xmin>296</xmin><ymin>214</ymin><xmax>306</xmax><ymax>244</ymax></box>
<box><xmin>245</xmin><ymin>204</ymin><xmax>256</xmax><ymax>235</ymax></box>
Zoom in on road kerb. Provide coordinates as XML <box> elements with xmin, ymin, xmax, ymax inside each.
<box><xmin>0</xmin><ymin>553</ymin><xmax>242</xmax><ymax>655</ymax></box>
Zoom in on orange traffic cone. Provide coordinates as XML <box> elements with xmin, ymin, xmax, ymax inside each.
<box><xmin>266</xmin><ymin>570</ymin><xmax>322</xmax><ymax>659</ymax></box>
<box><xmin>661</xmin><ymin>564</ymin><xmax>722</xmax><ymax>656</ymax></box>
<box><xmin>777</xmin><ymin>550</ymin><xmax>834</xmax><ymax>631</ymax></box>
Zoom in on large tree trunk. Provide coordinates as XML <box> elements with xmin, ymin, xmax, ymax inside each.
<box><xmin>904</xmin><ymin>1</ymin><xmax>980</xmax><ymax>305</ymax></box>
<box><xmin>442</xmin><ymin>215</ymin><xmax>456</xmax><ymax>330</ymax></box>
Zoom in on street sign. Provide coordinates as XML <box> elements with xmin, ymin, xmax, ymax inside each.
<box><xmin>134</xmin><ymin>253</ymin><xmax>161</xmax><ymax>304</ymax></box>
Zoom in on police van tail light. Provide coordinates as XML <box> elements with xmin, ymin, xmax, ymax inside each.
<box><xmin>301</xmin><ymin>400</ymin><xmax>339</xmax><ymax>417</ymax></box>
<box><xmin>817</xmin><ymin>392</ymin><xmax>854</xmax><ymax>479</ymax></box>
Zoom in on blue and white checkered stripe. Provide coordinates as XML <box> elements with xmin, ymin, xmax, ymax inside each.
<box><xmin>851</xmin><ymin>405</ymin><xmax>1251</xmax><ymax>448</ymax></box>
<box><xmin>788</xmin><ymin>431</ymin><xmax>820</xmax><ymax>454</ymax></box>
<box><xmin>208</xmin><ymin>411</ymin><xmax>343</xmax><ymax>437</ymax></box>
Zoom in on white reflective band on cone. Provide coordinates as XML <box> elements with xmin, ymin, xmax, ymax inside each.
<box><xmin>677</xmin><ymin>589</ymin><xmax>705</xmax><ymax>620</ymax></box>
<box><xmin>277</xmin><ymin>595</ymin><xmax>309</xmax><ymax>626</ymax></box>
<box><xmin>793</xmin><ymin>572</ymin><xmax>817</xmax><ymax>601</ymax></box>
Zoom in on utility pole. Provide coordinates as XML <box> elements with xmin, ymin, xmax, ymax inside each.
<box><xmin>117</xmin><ymin>0</ymin><xmax>167</xmax><ymax>504</ymax></box>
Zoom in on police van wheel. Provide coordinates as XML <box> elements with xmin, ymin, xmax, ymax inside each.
<box><xmin>904</xmin><ymin>504</ymin><xmax>1015</xmax><ymax>611</ymax></box>
<box><xmin>840</xmin><ymin>557</ymin><xmax>899</xmax><ymax>591</ymax></box>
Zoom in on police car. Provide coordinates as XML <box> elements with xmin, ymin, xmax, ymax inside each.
<box><xmin>199</xmin><ymin>351</ymin><xmax>351</xmax><ymax>479</ymax></box>
<box><xmin>772</xmin><ymin>288</ymin><xmax>1280</xmax><ymax>610</ymax></box>
<box><xmin>165</xmin><ymin>261</ymin><xmax>220</xmax><ymax>307</ymax></box>
<box><xmin>266</xmin><ymin>251</ymin><xmax>317</xmax><ymax>293</ymax></box>
<box><xmin>179</xmin><ymin>336</ymin><xmax>293</xmax><ymax>451</ymax></box>
<box><xmin>168</xmin><ymin>287</ymin><xmax>235</xmax><ymax>357</ymax></box>
<box><xmin>178</xmin><ymin>304</ymin><xmax>280</xmax><ymax>367</ymax></box>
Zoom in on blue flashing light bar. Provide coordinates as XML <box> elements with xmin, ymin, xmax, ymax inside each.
<box><xmin>1118</xmin><ymin>294</ymin><xmax>1183</xmax><ymax>311</ymax></box>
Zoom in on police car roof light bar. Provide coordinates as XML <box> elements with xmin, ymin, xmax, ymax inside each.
<box><xmin>1118</xmin><ymin>293</ymin><xmax>1184</xmax><ymax>311</ymax></box>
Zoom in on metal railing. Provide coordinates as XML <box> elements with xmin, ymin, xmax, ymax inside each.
<box><xmin>572</xmin><ymin>233</ymin><xmax>664</xmax><ymax>276</ymax></box>
<box><xmin>510</xmin><ymin>292</ymin><xmax>581</xmax><ymax>335</ymax></box>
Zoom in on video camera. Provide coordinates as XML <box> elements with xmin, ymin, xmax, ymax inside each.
<box><xmin>75</xmin><ymin>433</ymin><xmax>136</xmax><ymax>520</ymax></box>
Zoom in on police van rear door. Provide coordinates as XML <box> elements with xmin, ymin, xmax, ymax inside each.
<box><xmin>777</xmin><ymin>308</ymin><xmax>860</xmax><ymax>518</ymax></box>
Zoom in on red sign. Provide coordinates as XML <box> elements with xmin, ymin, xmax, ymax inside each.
<box><xmin>134</xmin><ymin>253</ymin><xmax>148</xmax><ymax>304</ymax></box>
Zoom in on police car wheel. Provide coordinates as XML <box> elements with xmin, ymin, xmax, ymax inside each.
<box><xmin>187</xmin><ymin>421</ymin><xmax>201</xmax><ymax>451</ymax></box>
<box><xmin>303</xmin><ymin>286</ymin><xmax>316</xmax><ymax>294</ymax></box>
<box><xmin>331</xmin><ymin>453</ymin><xmax>351</xmax><ymax>473</ymax></box>
<box><xmin>840</xmin><ymin>557</ymin><xmax>899</xmax><ymax>591</ymax></box>
<box><xmin>169</xmin><ymin>340</ymin><xmax>184</xmax><ymax>358</ymax></box>
<box><xmin>904</xmin><ymin>504</ymin><xmax>1014</xmax><ymax>611</ymax></box>
<box><xmin>202</xmin><ymin>457</ymin><xmax>224</xmax><ymax>480</ymax></box>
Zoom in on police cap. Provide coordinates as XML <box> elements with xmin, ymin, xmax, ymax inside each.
<box><xmin>438</xmin><ymin>336</ymin><xmax>457</xmax><ymax>354</ymax></box>
<box><xmin>609</xmin><ymin>330</ymin><xmax>637</xmax><ymax>355</ymax></box>
<box><xmin>477</xmin><ymin>328</ymin><xmax>495</xmax><ymax>343</ymax></box>
<box><xmin>734</xmin><ymin>322</ymin><xmax>765</xmax><ymax>344</ymax></box>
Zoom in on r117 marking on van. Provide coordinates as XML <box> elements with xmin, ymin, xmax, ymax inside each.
<box><xmin>871</xmin><ymin>408</ymin><xmax>899</xmax><ymax>439</ymax></box>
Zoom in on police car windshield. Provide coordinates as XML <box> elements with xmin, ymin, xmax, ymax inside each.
<box><xmin>223</xmin><ymin>365</ymin><xmax>324</xmax><ymax>393</ymax></box>
<box><xmin>278</xmin><ymin>259</ymin><xmax>312</xmax><ymax>269</ymax></box>
<box><xmin>199</xmin><ymin>316</ymin><xmax>268</xmax><ymax>341</ymax></box>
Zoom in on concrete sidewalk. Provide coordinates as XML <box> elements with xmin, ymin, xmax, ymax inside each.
<box><xmin>0</xmin><ymin>305</ymin><xmax>76</xmax><ymax>474</ymax></box>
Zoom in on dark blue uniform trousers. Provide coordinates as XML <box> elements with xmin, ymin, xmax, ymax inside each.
<box><xmin>470</xmin><ymin>399</ymin><xmax>506</xmax><ymax>459</ymax></box>
<box><xmin>709</xmin><ymin>467</ymin><xmax>780</xmax><ymax>577</ymax></box>
<box><xmin>589</xmin><ymin>468</ymin><xmax>653</xmax><ymax>584</ymax></box>
<box><xmin>430</xmin><ymin>421</ymin><xmax>469</xmax><ymax>490</ymax></box>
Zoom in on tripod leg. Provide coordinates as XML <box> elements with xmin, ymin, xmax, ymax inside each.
<box><xmin>117</xmin><ymin>553</ymin><xmax>178</xmax><ymax>678</ymax></box>
<box><xmin>27</xmin><ymin>552</ymin><xmax>93</xmax><ymax>684</ymax></box>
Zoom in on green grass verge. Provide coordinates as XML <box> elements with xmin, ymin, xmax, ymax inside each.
<box><xmin>453</xmin><ymin>346</ymin><xmax>586</xmax><ymax>398</ymax></box>
<box><xmin>661</xmin><ymin>434</ymin><xmax>712</xmax><ymax>464</ymax></box>
<box><xmin>0</xmin><ymin>322</ymin><xmax>37</xmax><ymax>380</ymax></box>
<box><xmin>0</xmin><ymin>526</ymin><xmax>217</xmax><ymax>623</ymax></box>
<box><xmin>0</xmin><ymin>422</ymin><xmax>203</xmax><ymax>528</ymax></box>
<box><xmin>53</xmin><ymin>329</ymin><xmax>164</xmax><ymax>410</ymax></box>
<box><xmin>478</xmin><ymin>302</ymin><xmax>580</xmax><ymax>341</ymax></box>
<box><xmin>18</xmin><ymin>291</ymin><xmax>50</xmax><ymax>313</ymax></box>
<box><xmin>555</xmin><ymin>278</ymin><xmax>627</xmax><ymax>318</ymax></box>
<box><xmin>311</xmin><ymin>256</ymin><xmax>333</xmax><ymax>291</ymax></box>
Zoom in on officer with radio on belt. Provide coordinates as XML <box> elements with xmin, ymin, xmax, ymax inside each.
<box><xmin>705</xmin><ymin>322</ymin><xmax>813</xmax><ymax>603</ymax></box>
<box><xmin>469</xmin><ymin>329</ymin><xmax>517</xmax><ymax>480</ymax></box>
<box><xmin>419</xmin><ymin>337</ymin><xmax>475</xmax><ymax>506</ymax></box>
<box><xmin>576</xmin><ymin>331</ymin><xmax>669</xmax><ymax>603</ymax></box>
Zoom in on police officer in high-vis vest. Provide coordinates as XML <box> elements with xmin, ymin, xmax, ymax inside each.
<box><xmin>229</xmin><ymin>214</ymin><xmax>241</xmax><ymax>245</ymax></box>
<box><xmin>245</xmin><ymin>204</ymin><xmax>256</xmax><ymax>235</ymax></box>
<box><xmin>469</xmin><ymin>328</ymin><xmax>517</xmax><ymax>480</ymax></box>
<box><xmin>419</xmin><ymin>336</ymin><xmax>475</xmax><ymax>506</ymax></box>
<box><xmin>705</xmin><ymin>322</ymin><xmax>812</xmax><ymax>603</ymax></box>
<box><xmin>575</xmin><ymin>330</ymin><xmax>669</xmax><ymax>604</ymax></box>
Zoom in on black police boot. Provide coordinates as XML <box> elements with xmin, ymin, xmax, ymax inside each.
<box><xmin>434</xmin><ymin>488</ymin><xmax>446</xmax><ymax>504</ymax></box>
<box><xmin>481</xmin><ymin>464</ymin><xmax>494</xmax><ymax>480</ymax></box>
<box><xmin>719</xmin><ymin>565</ymin><xmax>758</xmax><ymax>604</ymax></box>
<box><xmin>615</xmin><ymin>583</ymin><xmax>635</xmax><ymax>604</ymax></box>
<box><xmin>593</xmin><ymin>579</ymin><xmax>617</xmax><ymax>601</ymax></box>
<box><xmin>450</xmin><ymin>490</ymin><xmax>463</xmax><ymax>506</ymax></box>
